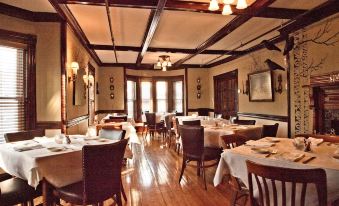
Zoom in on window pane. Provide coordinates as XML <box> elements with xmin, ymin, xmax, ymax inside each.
<box><xmin>127</xmin><ymin>80</ymin><xmax>136</xmax><ymax>100</ymax></box>
<box><xmin>141</xmin><ymin>81</ymin><xmax>152</xmax><ymax>112</ymax></box>
<box><xmin>156</xmin><ymin>81</ymin><xmax>167</xmax><ymax>113</ymax></box>
<box><xmin>0</xmin><ymin>45</ymin><xmax>25</xmax><ymax>143</ymax></box>
<box><xmin>173</xmin><ymin>81</ymin><xmax>183</xmax><ymax>113</ymax></box>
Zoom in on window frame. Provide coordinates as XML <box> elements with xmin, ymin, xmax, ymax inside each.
<box><xmin>0</xmin><ymin>29</ymin><xmax>37</xmax><ymax>131</ymax></box>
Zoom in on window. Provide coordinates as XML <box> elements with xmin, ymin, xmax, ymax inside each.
<box><xmin>0</xmin><ymin>45</ymin><xmax>25</xmax><ymax>143</ymax></box>
<box><xmin>127</xmin><ymin>80</ymin><xmax>136</xmax><ymax>118</ymax></box>
<box><xmin>141</xmin><ymin>81</ymin><xmax>153</xmax><ymax>113</ymax></box>
<box><xmin>173</xmin><ymin>81</ymin><xmax>183</xmax><ymax>113</ymax></box>
<box><xmin>156</xmin><ymin>81</ymin><xmax>168</xmax><ymax>113</ymax></box>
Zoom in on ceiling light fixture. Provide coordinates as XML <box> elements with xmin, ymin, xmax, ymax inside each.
<box><xmin>209</xmin><ymin>0</ymin><xmax>249</xmax><ymax>15</ymax></box>
<box><xmin>157</xmin><ymin>55</ymin><xmax>172</xmax><ymax>71</ymax></box>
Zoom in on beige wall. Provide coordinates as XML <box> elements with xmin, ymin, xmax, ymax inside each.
<box><xmin>0</xmin><ymin>14</ymin><xmax>61</xmax><ymax>122</ymax></box>
<box><xmin>187</xmin><ymin>68</ymin><xmax>210</xmax><ymax>109</ymax></box>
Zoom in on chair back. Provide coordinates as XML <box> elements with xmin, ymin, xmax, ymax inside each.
<box><xmin>262</xmin><ymin>123</ymin><xmax>279</xmax><ymax>137</ymax></box>
<box><xmin>145</xmin><ymin>113</ymin><xmax>156</xmax><ymax>126</ymax></box>
<box><xmin>295</xmin><ymin>134</ymin><xmax>339</xmax><ymax>143</ymax></box>
<box><xmin>179</xmin><ymin>125</ymin><xmax>204</xmax><ymax>158</ymax></box>
<box><xmin>109</xmin><ymin>115</ymin><xmax>127</xmax><ymax>121</ymax></box>
<box><xmin>82</xmin><ymin>139</ymin><xmax>128</xmax><ymax>204</ymax></box>
<box><xmin>221</xmin><ymin>134</ymin><xmax>247</xmax><ymax>149</ymax></box>
<box><xmin>234</xmin><ymin>119</ymin><xmax>256</xmax><ymax>125</ymax></box>
<box><xmin>165</xmin><ymin>114</ymin><xmax>174</xmax><ymax>131</ymax></box>
<box><xmin>182</xmin><ymin>120</ymin><xmax>201</xmax><ymax>126</ymax></box>
<box><xmin>175</xmin><ymin>118</ymin><xmax>180</xmax><ymax>136</ymax></box>
<box><xmin>104</xmin><ymin>118</ymin><xmax>125</xmax><ymax>123</ymax></box>
<box><xmin>197</xmin><ymin>108</ymin><xmax>209</xmax><ymax>116</ymax></box>
<box><xmin>246</xmin><ymin>160</ymin><xmax>327</xmax><ymax>206</ymax></box>
<box><xmin>175</xmin><ymin>112</ymin><xmax>184</xmax><ymax>116</ymax></box>
<box><xmin>4</xmin><ymin>129</ymin><xmax>45</xmax><ymax>143</ymax></box>
<box><xmin>99</xmin><ymin>127</ymin><xmax>126</xmax><ymax>140</ymax></box>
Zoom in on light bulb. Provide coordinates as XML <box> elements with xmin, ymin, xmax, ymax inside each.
<box><xmin>167</xmin><ymin>61</ymin><xmax>172</xmax><ymax>67</ymax></box>
<box><xmin>162</xmin><ymin>66</ymin><xmax>167</xmax><ymax>71</ymax></box>
<box><xmin>222</xmin><ymin>4</ymin><xmax>233</xmax><ymax>15</ymax></box>
<box><xmin>208</xmin><ymin>0</ymin><xmax>219</xmax><ymax>11</ymax></box>
<box><xmin>236</xmin><ymin>0</ymin><xmax>247</xmax><ymax>9</ymax></box>
<box><xmin>71</xmin><ymin>61</ymin><xmax>79</xmax><ymax>75</ymax></box>
<box><xmin>157</xmin><ymin>60</ymin><xmax>161</xmax><ymax>67</ymax></box>
<box><xmin>223</xmin><ymin>0</ymin><xmax>234</xmax><ymax>4</ymax></box>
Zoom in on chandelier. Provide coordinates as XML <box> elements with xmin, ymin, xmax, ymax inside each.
<box><xmin>208</xmin><ymin>0</ymin><xmax>248</xmax><ymax>15</ymax></box>
<box><xmin>157</xmin><ymin>55</ymin><xmax>172</xmax><ymax>71</ymax></box>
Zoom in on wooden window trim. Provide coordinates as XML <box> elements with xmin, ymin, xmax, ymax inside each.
<box><xmin>0</xmin><ymin>28</ymin><xmax>37</xmax><ymax>130</ymax></box>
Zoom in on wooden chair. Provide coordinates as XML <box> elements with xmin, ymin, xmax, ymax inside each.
<box><xmin>109</xmin><ymin>116</ymin><xmax>127</xmax><ymax>121</ymax></box>
<box><xmin>53</xmin><ymin>139</ymin><xmax>128</xmax><ymax>206</ymax></box>
<box><xmin>246</xmin><ymin>160</ymin><xmax>327</xmax><ymax>206</ymax></box>
<box><xmin>0</xmin><ymin>177</ymin><xmax>41</xmax><ymax>206</ymax></box>
<box><xmin>174</xmin><ymin>118</ymin><xmax>181</xmax><ymax>154</ymax></box>
<box><xmin>164</xmin><ymin>114</ymin><xmax>176</xmax><ymax>148</ymax></box>
<box><xmin>4</xmin><ymin>129</ymin><xmax>45</xmax><ymax>143</ymax></box>
<box><xmin>295</xmin><ymin>134</ymin><xmax>339</xmax><ymax>143</ymax></box>
<box><xmin>179</xmin><ymin>125</ymin><xmax>222</xmax><ymax>190</ymax></box>
<box><xmin>262</xmin><ymin>123</ymin><xmax>279</xmax><ymax>137</ymax></box>
<box><xmin>145</xmin><ymin>113</ymin><xmax>164</xmax><ymax>140</ymax></box>
<box><xmin>197</xmin><ymin>108</ymin><xmax>209</xmax><ymax>116</ymax></box>
<box><xmin>234</xmin><ymin>119</ymin><xmax>256</xmax><ymax>125</ymax></box>
<box><xmin>182</xmin><ymin>120</ymin><xmax>201</xmax><ymax>126</ymax></box>
<box><xmin>221</xmin><ymin>134</ymin><xmax>248</xmax><ymax>206</ymax></box>
<box><xmin>104</xmin><ymin>118</ymin><xmax>126</xmax><ymax>123</ymax></box>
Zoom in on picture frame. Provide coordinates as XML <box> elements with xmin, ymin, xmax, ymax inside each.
<box><xmin>110</xmin><ymin>85</ymin><xmax>114</xmax><ymax>90</ymax></box>
<box><xmin>248</xmin><ymin>69</ymin><xmax>274</xmax><ymax>102</ymax></box>
<box><xmin>109</xmin><ymin>77</ymin><xmax>114</xmax><ymax>83</ymax></box>
<box><xmin>110</xmin><ymin>93</ymin><xmax>114</xmax><ymax>99</ymax></box>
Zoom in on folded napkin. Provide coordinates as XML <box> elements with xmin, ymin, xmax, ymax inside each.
<box><xmin>13</xmin><ymin>144</ymin><xmax>44</xmax><ymax>152</ymax></box>
<box><xmin>278</xmin><ymin>152</ymin><xmax>305</xmax><ymax>162</ymax></box>
<box><xmin>245</xmin><ymin>140</ymin><xmax>274</xmax><ymax>148</ymax></box>
<box><xmin>308</xmin><ymin>137</ymin><xmax>324</xmax><ymax>146</ymax></box>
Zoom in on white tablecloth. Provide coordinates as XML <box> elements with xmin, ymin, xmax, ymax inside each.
<box><xmin>213</xmin><ymin>138</ymin><xmax>339</xmax><ymax>205</ymax></box>
<box><xmin>0</xmin><ymin>137</ymin><xmax>120</xmax><ymax>188</ymax></box>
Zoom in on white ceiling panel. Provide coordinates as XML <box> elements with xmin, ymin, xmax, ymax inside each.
<box><xmin>270</xmin><ymin>0</ymin><xmax>327</xmax><ymax>10</ymax></box>
<box><xmin>209</xmin><ymin>17</ymin><xmax>285</xmax><ymax>50</ymax></box>
<box><xmin>68</xmin><ymin>5</ymin><xmax>111</xmax><ymax>45</ymax></box>
<box><xmin>150</xmin><ymin>10</ymin><xmax>235</xmax><ymax>49</ymax></box>
<box><xmin>110</xmin><ymin>7</ymin><xmax>151</xmax><ymax>47</ymax></box>
<box><xmin>178</xmin><ymin>0</ymin><xmax>257</xmax><ymax>6</ymax></box>
<box><xmin>142</xmin><ymin>52</ymin><xmax>188</xmax><ymax>64</ymax></box>
<box><xmin>0</xmin><ymin>0</ymin><xmax>56</xmax><ymax>12</ymax></box>
<box><xmin>96</xmin><ymin>50</ymin><xmax>139</xmax><ymax>63</ymax></box>
<box><xmin>185</xmin><ymin>54</ymin><xmax>230</xmax><ymax>65</ymax></box>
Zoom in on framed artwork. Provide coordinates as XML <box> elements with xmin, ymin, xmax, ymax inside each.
<box><xmin>248</xmin><ymin>69</ymin><xmax>274</xmax><ymax>102</ymax></box>
<box><xmin>110</xmin><ymin>85</ymin><xmax>114</xmax><ymax>90</ymax></box>
<box><xmin>110</xmin><ymin>93</ymin><xmax>114</xmax><ymax>99</ymax></box>
<box><xmin>109</xmin><ymin>77</ymin><xmax>114</xmax><ymax>83</ymax></box>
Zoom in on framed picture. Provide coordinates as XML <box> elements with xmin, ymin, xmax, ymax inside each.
<box><xmin>248</xmin><ymin>69</ymin><xmax>274</xmax><ymax>102</ymax></box>
<box><xmin>110</xmin><ymin>93</ymin><xmax>114</xmax><ymax>99</ymax></box>
<box><xmin>109</xmin><ymin>77</ymin><xmax>114</xmax><ymax>83</ymax></box>
<box><xmin>110</xmin><ymin>85</ymin><xmax>114</xmax><ymax>90</ymax></box>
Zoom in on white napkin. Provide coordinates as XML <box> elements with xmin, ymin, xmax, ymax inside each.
<box><xmin>278</xmin><ymin>152</ymin><xmax>305</xmax><ymax>162</ymax></box>
<box><xmin>13</xmin><ymin>143</ymin><xmax>44</xmax><ymax>152</ymax></box>
<box><xmin>308</xmin><ymin>137</ymin><xmax>324</xmax><ymax>146</ymax></box>
<box><xmin>245</xmin><ymin>140</ymin><xmax>274</xmax><ymax>148</ymax></box>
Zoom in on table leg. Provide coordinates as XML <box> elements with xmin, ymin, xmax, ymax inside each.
<box><xmin>42</xmin><ymin>178</ymin><xmax>53</xmax><ymax>206</ymax></box>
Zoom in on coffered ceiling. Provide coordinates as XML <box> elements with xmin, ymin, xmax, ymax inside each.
<box><xmin>0</xmin><ymin>0</ymin><xmax>336</xmax><ymax>69</ymax></box>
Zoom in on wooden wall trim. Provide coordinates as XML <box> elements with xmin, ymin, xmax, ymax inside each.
<box><xmin>0</xmin><ymin>2</ymin><xmax>62</xmax><ymax>22</ymax></box>
<box><xmin>95</xmin><ymin>110</ymin><xmax>126</xmax><ymax>115</ymax></box>
<box><xmin>237</xmin><ymin>112</ymin><xmax>288</xmax><ymax>122</ymax></box>
<box><xmin>66</xmin><ymin>115</ymin><xmax>89</xmax><ymax>128</ymax></box>
<box><xmin>36</xmin><ymin>121</ymin><xmax>62</xmax><ymax>129</ymax></box>
<box><xmin>60</xmin><ymin>22</ymin><xmax>67</xmax><ymax>133</ymax></box>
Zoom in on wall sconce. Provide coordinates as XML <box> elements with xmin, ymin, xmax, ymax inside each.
<box><xmin>275</xmin><ymin>74</ymin><xmax>283</xmax><ymax>94</ymax></box>
<box><xmin>83</xmin><ymin>74</ymin><xmax>94</xmax><ymax>88</ymax></box>
<box><xmin>68</xmin><ymin>61</ymin><xmax>79</xmax><ymax>82</ymax></box>
<box><xmin>197</xmin><ymin>77</ymin><xmax>201</xmax><ymax>99</ymax></box>
<box><xmin>242</xmin><ymin>80</ymin><xmax>249</xmax><ymax>95</ymax></box>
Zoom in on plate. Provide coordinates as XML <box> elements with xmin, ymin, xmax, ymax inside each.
<box><xmin>251</xmin><ymin>147</ymin><xmax>272</xmax><ymax>154</ymax></box>
<box><xmin>47</xmin><ymin>147</ymin><xmax>66</xmax><ymax>152</ymax></box>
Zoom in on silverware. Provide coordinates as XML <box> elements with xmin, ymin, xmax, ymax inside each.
<box><xmin>302</xmin><ymin>156</ymin><xmax>316</xmax><ymax>164</ymax></box>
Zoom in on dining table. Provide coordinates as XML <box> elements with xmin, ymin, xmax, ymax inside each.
<box><xmin>0</xmin><ymin>136</ymin><xmax>121</xmax><ymax>205</ymax></box>
<box><xmin>213</xmin><ymin>137</ymin><xmax>339</xmax><ymax>205</ymax></box>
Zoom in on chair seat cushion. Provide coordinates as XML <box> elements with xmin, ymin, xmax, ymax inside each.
<box><xmin>203</xmin><ymin>147</ymin><xmax>222</xmax><ymax>161</ymax></box>
<box><xmin>54</xmin><ymin>181</ymin><xmax>84</xmax><ymax>205</ymax></box>
<box><xmin>0</xmin><ymin>178</ymin><xmax>37</xmax><ymax>205</ymax></box>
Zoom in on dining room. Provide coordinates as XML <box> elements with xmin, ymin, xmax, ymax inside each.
<box><xmin>0</xmin><ymin>0</ymin><xmax>338</xmax><ymax>205</ymax></box>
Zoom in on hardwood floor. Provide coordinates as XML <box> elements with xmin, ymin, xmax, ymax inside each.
<box><xmin>117</xmin><ymin>134</ymin><xmax>238</xmax><ymax>206</ymax></box>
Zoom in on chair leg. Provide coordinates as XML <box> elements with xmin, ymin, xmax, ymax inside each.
<box><xmin>116</xmin><ymin>192</ymin><xmax>122</xmax><ymax>206</ymax></box>
<box><xmin>121</xmin><ymin>182</ymin><xmax>127</xmax><ymax>201</ymax></box>
<box><xmin>197</xmin><ymin>161</ymin><xmax>201</xmax><ymax>176</ymax></box>
<box><xmin>201</xmin><ymin>161</ymin><xmax>207</xmax><ymax>190</ymax></box>
<box><xmin>179</xmin><ymin>156</ymin><xmax>187</xmax><ymax>183</ymax></box>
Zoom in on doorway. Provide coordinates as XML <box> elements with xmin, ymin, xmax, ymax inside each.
<box><xmin>213</xmin><ymin>70</ymin><xmax>238</xmax><ymax>119</ymax></box>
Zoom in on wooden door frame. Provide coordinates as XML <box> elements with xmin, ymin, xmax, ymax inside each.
<box><xmin>87</xmin><ymin>63</ymin><xmax>95</xmax><ymax>126</ymax></box>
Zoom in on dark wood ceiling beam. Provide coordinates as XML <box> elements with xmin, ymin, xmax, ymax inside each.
<box><xmin>136</xmin><ymin>0</ymin><xmax>167</xmax><ymax>66</ymax></box>
<box><xmin>89</xmin><ymin>44</ymin><xmax>244</xmax><ymax>55</ymax></box>
<box><xmin>57</xmin><ymin>0</ymin><xmax>305</xmax><ymax>19</ymax></box>
<box><xmin>101</xmin><ymin>63</ymin><xmax>206</xmax><ymax>69</ymax></box>
<box><xmin>174</xmin><ymin>0</ymin><xmax>276</xmax><ymax>67</ymax></box>
<box><xmin>207</xmin><ymin>0</ymin><xmax>339</xmax><ymax>68</ymax></box>
<box><xmin>48</xmin><ymin>0</ymin><xmax>102</xmax><ymax>65</ymax></box>
<box><xmin>104</xmin><ymin>0</ymin><xmax>118</xmax><ymax>63</ymax></box>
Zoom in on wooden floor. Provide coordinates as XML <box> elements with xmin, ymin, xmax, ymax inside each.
<box><xmin>37</xmin><ymin>134</ymin><xmax>247</xmax><ymax>206</ymax></box>
<box><xmin>115</xmin><ymin>134</ymin><xmax>238</xmax><ymax>206</ymax></box>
